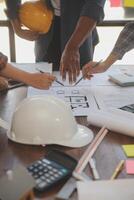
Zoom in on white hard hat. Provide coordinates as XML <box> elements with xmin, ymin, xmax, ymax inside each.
<box><xmin>7</xmin><ymin>96</ymin><xmax>93</xmax><ymax>147</ymax></box>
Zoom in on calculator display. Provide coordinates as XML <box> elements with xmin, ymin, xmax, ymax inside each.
<box><xmin>46</xmin><ymin>150</ymin><xmax>77</xmax><ymax>170</ymax></box>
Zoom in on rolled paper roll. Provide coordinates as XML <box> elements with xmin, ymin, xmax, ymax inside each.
<box><xmin>87</xmin><ymin>109</ymin><xmax>134</xmax><ymax>137</ymax></box>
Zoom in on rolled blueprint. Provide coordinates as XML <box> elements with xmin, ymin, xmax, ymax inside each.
<box><xmin>87</xmin><ymin>109</ymin><xmax>134</xmax><ymax>137</ymax></box>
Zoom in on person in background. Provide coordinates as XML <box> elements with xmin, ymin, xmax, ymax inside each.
<box><xmin>0</xmin><ymin>52</ymin><xmax>55</xmax><ymax>91</ymax></box>
<box><xmin>5</xmin><ymin>0</ymin><xmax>106</xmax><ymax>83</ymax></box>
<box><xmin>82</xmin><ymin>22</ymin><xmax>134</xmax><ymax>79</ymax></box>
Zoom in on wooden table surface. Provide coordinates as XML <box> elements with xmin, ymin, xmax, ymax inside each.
<box><xmin>0</xmin><ymin>86</ymin><xmax>134</xmax><ymax>200</ymax></box>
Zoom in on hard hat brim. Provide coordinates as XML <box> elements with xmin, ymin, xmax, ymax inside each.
<box><xmin>55</xmin><ymin>125</ymin><xmax>94</xmax><ymax>148</ymax></box>
<box><xmin>7</xmin><ymin>125</ymin><xmax>93</xmax><ymax>148</ymax></box>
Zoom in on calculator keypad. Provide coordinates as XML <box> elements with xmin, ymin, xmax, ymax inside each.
<box><xmin>27</xmin><ymin>158</ymin><xmax>69</xmax><ymax>191</ymax></box>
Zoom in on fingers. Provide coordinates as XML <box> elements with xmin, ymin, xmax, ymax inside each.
<box><xmin>30</xmin><ymin>73</ymin><xmax>56</xmax><ymax>90</ymax></box>
<box><xmin>60</xmin><ymin>63</ymin><xmax>80</xmax><ymax>84</ymax></box>
<box><xmin>41</xmin><ymin>73</ymin><xmax>55</xmax><ymax>89</ymax></box>
<box><xmin>82</xmin><ymin>62</ymin><xmax>96</xmax><ymax>79</ymax></box>
<box><xmin>0</xmin><ymin>52</ymin><xmax>8</xmax><ymax>69</ymax></box>
<box><xmin>72</xmin><ymin>60</ymin><xmax>80</xmax><ymax>83</ymax></box>
<box><xmin>62</xmin><ymin>69</ymin><xmax>67</xmax><ymax>82</ymax></box>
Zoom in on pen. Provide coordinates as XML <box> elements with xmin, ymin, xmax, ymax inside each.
<box><xmin>55</xmin><ymin>79</ymin><xmax>64</xmax><ymax>86</ymax></box>
<box><xmin>36</xmin><ymin>68</ymin><xmax>64</xmax><ymax>86</ymax></box>
<box><xmin>74</xmin><ymin>59</ymin><xmax>103</xmax><ymax>86</ymax></box>
<box><xmin>110</xmin><ymin>160</ymin><xmax>125</xmax><ymax>180</ymax></box>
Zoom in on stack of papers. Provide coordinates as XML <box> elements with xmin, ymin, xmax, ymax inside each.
<box><xmin>77</xmin><ymin>179</ymin><xmax>134</xmax><ymax>200</ymax></box>
<box><xmin>109</xmin><ymin>73</ymin><xmax>134</xmax><ymax>87</ymax></box>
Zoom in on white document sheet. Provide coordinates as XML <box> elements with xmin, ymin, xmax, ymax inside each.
<box><xmin>77</xmin><ymin>179</ymin><xmax>134</xmax><ymax>200</ymax></box>
<box><xmin>53</xmin><ymin>65</ymin><xmax>134</xmax><ymax>87</ymax></box>
<box><xmin>93</xmin><ymin>86</ymin><xmax>134</xmax><ymax>110</ymax></box>
<box><xmin>52</xmin><ymin>71</ymin><xmax>114</xmax><ymax>87</ymax></box>
<box><xmin>27</xmin><ymin>86</ymin><xmax>98</xmax><ymax>116</ymax></box>
<box><xmin>87</xmin><ymin>108</ymin><xmax>134</xmax><ymax>137</ymax></box>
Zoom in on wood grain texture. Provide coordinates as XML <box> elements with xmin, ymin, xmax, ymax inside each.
<box><xmin>0</xmin><ymin>85</ymin><xmax>134</xmax><ymax>199</ymax></box>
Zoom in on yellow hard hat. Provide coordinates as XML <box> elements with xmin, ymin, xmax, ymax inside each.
<box><xmin>19</xmin><ymin>0</ymin><xmax>53</xmax><ymax>33</ymax></box>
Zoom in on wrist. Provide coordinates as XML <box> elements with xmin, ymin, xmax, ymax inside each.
<box><xmin>21</xmin><ymin>72</ymin><xmax>32</xmax><ymax>85</ymax></box>
<box><xmin>103</xmin><ymin>53</ymin><xmax>118</xmax><ymax>68</ymax></box>
<box><xmin>65</xmin><ymin>41</ymin><xmax>79</xmax><ymax>52</ymax></box>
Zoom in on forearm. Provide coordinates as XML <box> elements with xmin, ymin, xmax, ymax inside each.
<box><xmin>103</xmin><ymin>53</ymin><xmax>119</xmax><ymax>68</ymax></box>
<box><xmin>1</xmin><ymin>63</ymin><xmax>30</xmax><ymax>84</ymax></box>
<box><xmin>111</xmin><ymin>22</ymin><xmax>134</xmax><ymax>59</ymax></box>
<box><xmin>65</xmin><ymin>16</ymin><xmax>96</xmax><ymax>50</ymax></box>
<box><xmin>5</xmin><ymin>0</ymin><xmax>21</xmax><ymax>20</ymax></box>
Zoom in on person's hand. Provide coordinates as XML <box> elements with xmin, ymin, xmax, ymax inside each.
<box><xmin>0</xmin><ymin>52</ymin><xmax>8</xmax><ymax>69</ymax></box>
<box><xmin>11</xmin><ymin>19</ymin><xmax>39</xmax><ymax>41</ymax></box>
<box><xmin>27</xmin><ymin>73</ymin><xmax>56</xmax><ymax>89</ymax></box>
<box><xmin>82</xmin><ymin>61</ymin><xmax>109</xmax><ymax>80</ymax></box>
<box><xmin>0</xmin><ymin>76</ymin><xmax>8</xmax><ymax>91</ymax></box>
<box><xmin>60</xmin><ymin>47</ymin><xmax>80</xmax><ymax>83</ymax></box>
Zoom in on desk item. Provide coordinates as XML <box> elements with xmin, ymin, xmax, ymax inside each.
<box><xmin>28</xmin><ymin>86</ymin><xmax>97</xmax><ymax>117</ymax></box>
<box><xmin>74</xmin><ymin>59</ymin><xmax>102</xmax><ymax>86</ymax></box>
<box><xmin>55</xmin><ymin>177</ymin><xmax>76</xmax><ymax>200</ymax></box>
<box><xmin>89</xmin><ymin>158</ymin><xmax>100</xmax><ymax>180</ymax></box>
<box><xmin>77</xmin><ymin>179</ymin><xmax>134</xmax><ymax>200</ymax></box>
<box><xmin>56</xmin><ymin>172</ymin><xmax>91</xmax><ymax>200</ymax></box>
<box><xmin>0</xmin><ymin>117</ymin><xmax>9</xmax><ymax>129</ymax></box>
<box><xmin>55</xmin><ymin>79</ymin><xmax>64</xmax><ymax>86</ymax></box>
<box><xmin>109</xmin><ymin>73</ymin><xmax>134</xmax><ymax>87</ymax></box>
<box><xmin>0</xmin><ymin>164</ymin><xmax>35</xmax><ymax>200</ymax></box>
<box><xmin>93</xmin><ymin>86</ymin><xmax>134</xmax><ymax>110</ymax></box>
<box><xmin>125</xmin><ymin>160</ymin><xmax>134</xmax><ymax>174</ymax></box>
<box><xmin>110</xmin><ymin>160</ymin><xmax>124</xmax><ymax>180</ymax></box>
<box><xmin>123</xmin><ymin>0</ymin><xmax>134</xmax><ymax>7</ymax></box>
<box><xmin>120</xmin><ymin>103</ymin><xmax>134</xmax><ymax>113</ymax></box>
<box><xmin>73</xmin><ymin>171</ymin><xmax>91</xmax><ymax>181</ymax></box>
<box><xmin>27</xmin><ymin>150</ymin><xmax>77</xmax><ymax>193</ymax></box>
<box><xmin>87</xmin><ymin>109</ymin><xmax>134</xmax><ymax>137</ymax></box>
<box><xmin>74</xmin><ymin>126</ymin><xmax>108</xmax><ymax>174</ymax></box>
<box><xmin>8</xmin><ymin>79</ymin><xmax>26</xmax><ymax>90</ymax></box>
<box><xmin>122</xmin><ymin>144</ymin><xmax>134</xmax><ymax>157</ymax></box>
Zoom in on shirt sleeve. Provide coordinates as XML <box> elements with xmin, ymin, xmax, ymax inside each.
<box><xmin>111</xmin><ymin>22</ymin><xmax>134</xmax><ymax>59</ymax></box>
<box><xmin>80</xmin><ymin>0</ymin><xmax>106</xmax><ymax>23</ymax></box>
<box><xmin>5</xmin><ymin>0</ymin><xmax>21</xmax><ymax>19</ymax></box>
<box><xmin>0</xmin><ymin>52</ymin><xmax>8</xmax><ymax>72</ymax></box>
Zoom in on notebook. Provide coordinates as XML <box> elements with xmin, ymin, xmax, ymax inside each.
<box><xmin>109</xmin><ymin>73</ymin><xmax>134</xmax><ymax>86</ymax></box>
<box><xmin>77</xmin><ymin>179</ymin><xmax>134</xmax><ymax>200</ymax></box>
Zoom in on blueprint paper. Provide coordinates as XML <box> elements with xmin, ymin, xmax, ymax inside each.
<box><xmin>27</xmin><ymin>86</ymin><xmax>98</xmax><ymax>116</ymax></box>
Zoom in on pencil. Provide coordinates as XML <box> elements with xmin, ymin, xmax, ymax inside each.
<box><xmin>110</xmin><ymin>160</ymin><xmax>125</xmax><ymax>180</ymax></box>
<box><xmin>74</xmin><ymin>59</ymin><xmax>103</xmax><ymax>86</ymax></box>
<box><xmin>36</xmin><ymin>68</ymin><xmax>64</xmax><ymax>86</ymax></box>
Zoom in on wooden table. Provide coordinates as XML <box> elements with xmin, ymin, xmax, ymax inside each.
<box><xmin>0</xmin><ymin>85</ymin><xmax>134</xmax><ymax>200</ymax></box>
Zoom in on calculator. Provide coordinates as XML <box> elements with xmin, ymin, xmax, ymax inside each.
<box><xmin>27</xmin><ymin>150</ymin><xmax>77</xmax><ymax>193</ymax></box>
<box><xmin>120</xmin><ymin>104</ymin><xmax>134</xmax><ymax>113</ymax></box>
